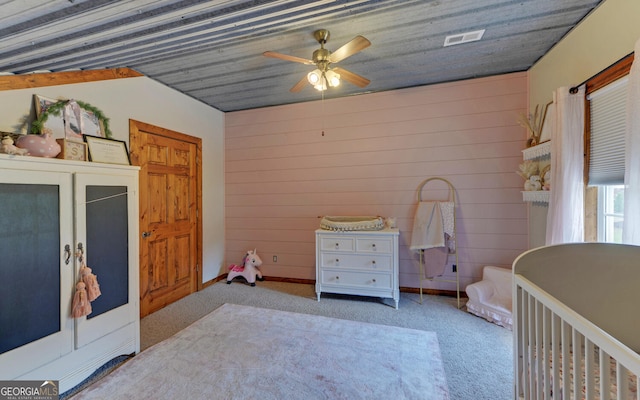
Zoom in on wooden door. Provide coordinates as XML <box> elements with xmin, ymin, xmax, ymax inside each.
<box><xmin>129</xmin><ymin>120</ymin><xmax>202</xmax><ymax>317</ymax></box>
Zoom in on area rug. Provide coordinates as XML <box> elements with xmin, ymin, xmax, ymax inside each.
<box><xmin>71</xmin><ymin>303</ymin><xmax>449</xmax><ymax>399</ymax></box>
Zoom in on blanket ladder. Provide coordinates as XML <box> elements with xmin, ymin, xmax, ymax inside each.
<box><xmin>416</xmin><ymin>177</ymin><xmax>460</xmax><ymax>308</ymax></box>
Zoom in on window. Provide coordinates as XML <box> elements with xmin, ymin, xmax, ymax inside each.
<box><xmin>597</xmin><ymin>185</ymin><xmax>624</xmax><ymax>242</ymax></box>
<box><xmin>589</xmin><ymin>77</ymin><xmax>627</xmax><ymax>243</ymax></box>
<box><xmin>588</xmin><ymin>77</ymin><xmax>628</xmax><ymax>186</ymax></box>
<box><xmin>584</xmin><ymin>53</ymin><xmax>633</xmax><ymax>242</ymax></box>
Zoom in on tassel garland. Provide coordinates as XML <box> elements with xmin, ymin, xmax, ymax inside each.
<box><xmin>71</xmin><ymin>261</ymin><xmax>102</xmax><ymax>318</ymax></box>
<box><xmin>71</xmin><ymin>282</ymin><xmax>92</xmax><ymax>318</ymax></box>
<box><xmin>81</xmin><ymin>264</ymin><xmax>102</xmax><ymax>302</ymax></box>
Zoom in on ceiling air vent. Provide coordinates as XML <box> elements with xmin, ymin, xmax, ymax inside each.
<box><xmin>443</xmin><ymin>29</ymin><xmax>485</xmax><ymax>47</ymax></box>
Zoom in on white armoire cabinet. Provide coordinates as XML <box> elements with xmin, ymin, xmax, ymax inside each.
<box><xmin>0</xmin><ymin>154</ymin><xmax>140</xmax><ymax>393</ymax></box>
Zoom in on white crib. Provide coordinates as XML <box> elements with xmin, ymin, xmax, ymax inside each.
<box><xmin>513</xmin><ymin>243</ymin><xmax>640</xmax><ymax>399</ymax></box>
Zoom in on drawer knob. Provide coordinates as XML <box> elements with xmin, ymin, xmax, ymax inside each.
<box><xmin>335</xmin><ymin>258</ymin><xmax>340</xmax><ymax>264</ymax></box>
<box><xmin>372</xmin><ymin>260</ymin><xmax>376</xmax><ymax>265</ymax></box>
<box><xmin>336</xmin><ymin>276</ymin><xmax>340</xmax><ymax>280</ymax></box>
<box><xmin>372</xmin><ymin>279</ymin><xmax>376</xmax><ymax>283</ymax></box>
<box><xmin>372</xmin><ymin>243</ymin><xmax>376</xmax><ymax>250</ymax></box>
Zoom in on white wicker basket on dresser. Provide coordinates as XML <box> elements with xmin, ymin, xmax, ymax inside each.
<box><xmin>315</xmin><ymin>228</ymin><xmax>400</xmax><ymax>309</ymax></box>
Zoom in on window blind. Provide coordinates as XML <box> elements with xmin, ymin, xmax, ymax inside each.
<box><xmin>588</xmin><ymin>76</ymin><xmax>628</xmax><ymax>185</ymax></box>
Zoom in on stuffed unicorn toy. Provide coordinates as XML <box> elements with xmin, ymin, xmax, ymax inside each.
<box><xmin>226</xmin><ymin>249</ymin><xmax>264</xmax><ymax>286</ymax></box>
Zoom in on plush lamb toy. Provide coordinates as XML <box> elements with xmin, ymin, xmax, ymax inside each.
<box><xmin>0</xmin><ymin>136</ymin><xmax>29</xmax><ymax>156</ymax></box>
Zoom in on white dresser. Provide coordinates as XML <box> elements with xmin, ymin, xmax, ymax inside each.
<box><xmin>315</xmin><ymin>228</ymin><xmax>400</xmax><ymax>309</ymax></box>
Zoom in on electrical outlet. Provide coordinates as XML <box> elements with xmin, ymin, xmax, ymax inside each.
<box><xmin>273</xmin><ymin>255</ymin><xmax>277</xmax><ymax>262</ymax></box>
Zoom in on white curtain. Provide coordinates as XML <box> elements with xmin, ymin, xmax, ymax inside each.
<box><xmin>623</xmin><ymin>39</ymin><xmax>640</xmax><ymax>245</ymax></box>
<box><xmin>545</xmin><ymin>86</ymin><xmax>585</xmax><ymax>245</ymax></box>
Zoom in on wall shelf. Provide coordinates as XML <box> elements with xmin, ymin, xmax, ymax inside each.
<box><xmin>522</xmin><ymin>141</ymin><xmax>551</xmax><ymax>204</ymax></box>
<box><xmin>522</xmin><ymin>190</ymin><xmax>550</xmax><ymax>203</ymax></box>
<box><xmin>522</xmin><ymin>141</ymin><xmax>551</xmax><ymax>160</ymax></box>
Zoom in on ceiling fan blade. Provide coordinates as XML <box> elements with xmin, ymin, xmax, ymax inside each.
<box><xmin>328</xmin><ymin>36</ymin><xmax>371</xmax><ymax>63</ymax></box>
<box><xmin>333</xmin><ymin>67</ymin><xmax>370</xmax><ymax>88</ymax></box>
<box><xmin>263</xmin><ymin>51</ymin><xmax>315</xmax><ymax>65</ymax></box>
<box><xmin>290</xmin><ymin>75</ymin><xmax>309</xmax><ymax>93</ymax></box>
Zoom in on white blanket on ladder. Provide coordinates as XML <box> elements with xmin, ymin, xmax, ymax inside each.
<box><xmin>410</xmin><ymin>201</ymin><xmax>455</xmax><ymax>252</ymax></box>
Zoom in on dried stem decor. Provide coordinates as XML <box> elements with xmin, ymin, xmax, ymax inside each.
<box><xmin>517</xmin><ymin>103</ymin><xmax>549</xmax><ymax>147</ymax></box>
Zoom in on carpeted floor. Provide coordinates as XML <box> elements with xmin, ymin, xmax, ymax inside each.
<box><xmin>70</xmin><ymin>303</ymin><xmax>450</xmax><ymax>399</ymax></box>
<box><xmin>63</xmin><ymin>281</ymin><xmax>513</xmax><ymax>399</ymax></box>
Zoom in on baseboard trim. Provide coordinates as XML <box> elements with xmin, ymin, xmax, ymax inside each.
<box><xmin>203</xmin><ymin>275</ymin><xmax>467</xmax><ymax>299</ymax></box>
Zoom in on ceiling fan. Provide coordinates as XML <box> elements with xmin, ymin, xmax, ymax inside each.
<box><xmin>263</xmin><ymin>29</ymin><xmax>371</xmax><ymax>93</ymax></box>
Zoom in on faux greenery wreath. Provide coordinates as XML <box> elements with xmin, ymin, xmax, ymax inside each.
<box><xmin>31</xmin><ymin>99</ymin><xmax>112</xmax><ymax>138</ymax></box>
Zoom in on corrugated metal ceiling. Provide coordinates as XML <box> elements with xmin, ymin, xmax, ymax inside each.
<box><xmin>0</xmin><ymin>0</ymin><xmax>604</xmax><ymax>112</ymax></box>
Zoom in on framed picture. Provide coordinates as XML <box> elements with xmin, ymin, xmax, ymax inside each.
<box><xmin>539</xmin><ymin>101</ymin><xmax>554</xmax><ymax>143</ymax></box>
<box><xmin>34</xmin><ymin>95</ymin><xmax>106</xmax><ymax>142</ymax></box>
<box><xmin>80</xmin><ymin>107</ymin><xmax>105</xmax><ymax>138</ymax></box>
<box><xmin>34</xmin><ymin>94</ymin><xmax>66</xmax><ymax>139</ymax></box>
<box><xmin>84</xmin><ymin>135</ymin><xmax>131</xmax><ymax>165</ymax></box>
<box><xmin>64</xmin><ymin>101</ymin><xmax>84</xmax><ymax>142</ymax></box>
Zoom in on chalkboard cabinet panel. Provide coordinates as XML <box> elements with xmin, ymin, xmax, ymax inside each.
<box><xmin>0</xmin><ymin>154</ymin><xmax>139</xmax><ymax>393</ymax></box>
<box><xmin>0</xmin><ymin>171</ymin><xmax>75</xmax><ymax>373</ymax></box>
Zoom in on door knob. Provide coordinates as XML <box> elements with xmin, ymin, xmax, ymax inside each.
<box><xmin>142</xmin><ymin>231</ymin><xmax>152</xmax><ymax>238</ymax></box>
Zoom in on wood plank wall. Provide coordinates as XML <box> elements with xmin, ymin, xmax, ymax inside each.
<box><xmin>225</xmin><ymin>72</ymin><xmax>528</xmax><ymax>289</ymax></box>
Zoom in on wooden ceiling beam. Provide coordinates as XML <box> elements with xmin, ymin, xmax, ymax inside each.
<box><xmin>0</xmin><ymin>68</ymin><xmax>143</xmax><ymax>91</ymax></box>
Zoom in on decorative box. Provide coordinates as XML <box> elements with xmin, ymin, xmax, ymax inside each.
<box><xmin>56</xmin><ymin>138</ymin><xmax>88</xmax><ymax>161</ymax></box>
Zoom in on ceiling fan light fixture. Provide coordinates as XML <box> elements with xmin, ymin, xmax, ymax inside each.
<box><xmin>313</xmin><ymin>74</ymin><xmax>327</xmax><ymax>92</ymax></box>
<box><xmin>265</xmin><ymin>29</ymin><xmax>370</xmax><ymax>93</ymax></box>
<box><xmin>325</xmin><ymin>69</ymin><xmax>340</xmax><ymax>87</ymax></box>
<box><xmin>314</xmin><ymin>82</ymin><xmax>327</xmax><ymax>92</ymax></box>
<box><xmin>307</xmin><ymin>69</ymin><xmax>322</xmax><ymax>85</ymax></box>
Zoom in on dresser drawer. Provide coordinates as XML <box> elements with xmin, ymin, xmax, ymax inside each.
<box><xmin>356</xmin><ymin>237</ymin><xmax>393</xmax><ymax>254</ymax></box>
<box><xmin>320</xmin><ymin>269</ymin><xmax>392</xmax><ymax>289</ymax></box>
<box><xmin>319</xmin><ymin>236</ymin><xmax>355</xmax><ymax>252</ymax></box>
<box><xmin>319</xmin><ymin>252</ymin><xmax>392</xmax><ymax>271</ymax></box>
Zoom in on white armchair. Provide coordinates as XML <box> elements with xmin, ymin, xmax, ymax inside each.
<box><xmin>465</xmin><ymin>266</ymin><xmax>512</xmax><ymax>329</ymax></box>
